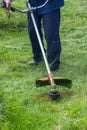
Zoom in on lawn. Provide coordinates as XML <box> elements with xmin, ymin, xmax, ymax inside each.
<box><xmin>0</xmin><ymin>0</ymin><xmax>87</xmax><ymax>130</ymax></box>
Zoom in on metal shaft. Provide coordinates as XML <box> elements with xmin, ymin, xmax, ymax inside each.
<box><xmin>27</xmin><ymin>3</ymin><xmax>55</xmax><ymax>87</ymax></box>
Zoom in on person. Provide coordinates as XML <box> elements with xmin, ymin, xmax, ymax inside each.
<box><xmin>5</xmin><ymin>0</ymin><xmax>64</xmax><ymax>71</ymax></box>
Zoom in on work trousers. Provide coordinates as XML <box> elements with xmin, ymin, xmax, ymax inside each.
<box><xmin>27</xmin><ymin>8</ymin><xmax>61</xmax><ymax>70</ymax></box>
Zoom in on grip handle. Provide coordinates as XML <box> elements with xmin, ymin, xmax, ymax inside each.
<box><xmin>1</xmin><ymin>0</ymin><xmax>6</xmax><ymax>8</ymax></box>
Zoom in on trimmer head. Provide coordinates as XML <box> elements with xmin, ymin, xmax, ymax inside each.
<box><xmin>36</xmin><ymin>77</ymin><xmax>72</xmax><ymax>88</ymax></box>
<box><xmin>49</xmin><ymin>91</ymin><xmax>60</xmax><ymax>100</ymax></box>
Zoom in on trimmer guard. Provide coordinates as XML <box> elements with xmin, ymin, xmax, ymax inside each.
<box><xmin>36</xmin><ymin>77</ymin><xmax>72</xmax><ymax>88</ymax></box>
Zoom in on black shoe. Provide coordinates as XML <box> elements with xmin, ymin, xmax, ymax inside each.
<box><xmin>50</xmin><ymin>64</ymin><xmax>60</xmax><ymax>72</ymax></box>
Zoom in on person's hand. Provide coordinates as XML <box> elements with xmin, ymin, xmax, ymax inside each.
<box><xmin>5</xmin><ymin>0</ymin><xmax>11</xmax><ymax>9</ymax></box>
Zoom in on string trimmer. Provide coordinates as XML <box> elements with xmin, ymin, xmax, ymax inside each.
<box><xmin>1</xmin><ymin>0</ymin><xmax>72</xmax><ymax>99</ymax></box>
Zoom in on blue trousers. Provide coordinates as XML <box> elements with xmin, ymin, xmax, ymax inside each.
<box><xmin>27</xmin><ymin>9</ymin><xmax>61</xmax><ymax>70</ymax></box>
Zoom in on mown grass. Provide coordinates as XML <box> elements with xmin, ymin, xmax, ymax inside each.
<box><xmin>0</xmin><ymin>0</ymin><xmax>87</xmax><ymax>130</ymax></box>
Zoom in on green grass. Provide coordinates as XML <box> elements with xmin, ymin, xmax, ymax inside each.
<box><xmin>0</xmin><ymin>0</ymin><xmax>87</xmax><ymax>130</ymax></box>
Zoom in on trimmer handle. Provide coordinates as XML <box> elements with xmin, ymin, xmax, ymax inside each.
<box><xmin>1</xmin><ymin>0</ymin><xmax>6</xmax><ymax>8</ymax></box>
<box><xmin>1</xmin><ymin>0</ymin><xmax>16</xmax><ymax>12</ymax></box>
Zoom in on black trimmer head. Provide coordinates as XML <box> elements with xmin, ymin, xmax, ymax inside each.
<box><xmin>49</xmin><ymin>91</ymin><xmax>60</xmax><ymax>100</ymax></box>
<box><xmin>36</xmin><ymin>77</ymin><xmax>72</xmax><ymax>100</ymax></box>
<box><xmin>36</xmin><ymin>77</ymin><xmax>72</xmax><ymax>89</ymax></box>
